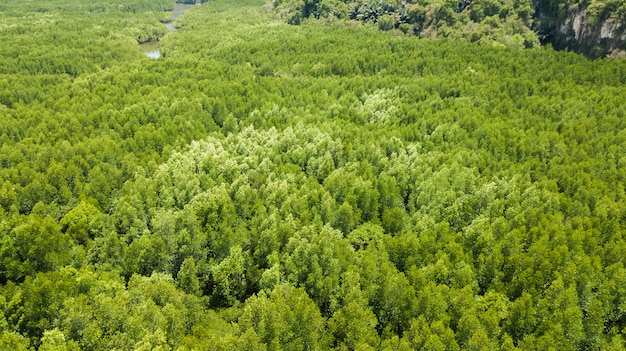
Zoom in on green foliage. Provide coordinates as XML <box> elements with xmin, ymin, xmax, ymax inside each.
<box><xmin>1</xmin><ymin>215</ymin><xmax>72</xmax><ymax>281</ymax></box>
<box><xmin>1</xmin><ymin>0</ymin><xmax>626</xmax><ymax>349</ymax></box>
<box><xmin>0</xmin><ymin>332</ymin><xmax>30</xmax><ymax>351</ymax></box>
<box><xmin>267</xmin><ymin>0</ymin><xmax>541</xmax><ymax>48</ymax></box>
<box><xmin>176</xmin><ymin>257</ymin><xmax>201</xmax><ymax>296</ymax></box>
<box><xmin>39</xmin><ymin>329</ymin><xmax>80</xmax><ymax>351</ymax></box>
<box><xmin>238</xmin><ymin>284</ymin><xmax>328</xmax><ymax>351</ymax></box>
<box><xmin>268</xmin><ymin>0</ymin><xmax>626</xmax><ymax>54</ymax></box>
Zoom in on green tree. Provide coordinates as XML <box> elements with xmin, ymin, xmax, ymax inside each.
<box><xmin>0</xmin><ymin>332</ymin><xmax>30</xmax><ymax>351</ymax></box>
<box><xmin>328</xmin><ymin>270</ymin><xmax>379</xmax><ymax>350</ymax></box>
<box><xmin>238</xmin><ymin>284</ymin><xmax>329</xmax><ymax>351</ymax></box>
<box><xmin>60</xmin><ymin>201</ymin><xmax>104</xmax><ymax>245</ymax></box>
<box><xmin>177</xmin><ymin>257</ymin><xmax>201</xmax><ymax>296</ymax></box>
<box><xmin>39</xmin><ymin>328</ymin><xmax>80</xmax><ymax>351</ymax></box>
<box><xmin>209</xmin><ymin>245</ymin><xmax>248</xmax><ymax>306</ymax></box>
<box><xmin>358</xmin><ymin>245</ymin><xmax>417</xmax><ymax>335</ymax></box>
<box><xmin>1</xmin><ymin>215</ymin><xmax>72</xmax><ymax>280</ymax></box>
<box><xmin>123</xmin><ymin>231</ymin><xmax>170</xmax><ymax>278</ymax></box>
<box><xmin>332</xmin><ymin>201</ymin><xmax>356</xmax><ymax>234</ymax></box>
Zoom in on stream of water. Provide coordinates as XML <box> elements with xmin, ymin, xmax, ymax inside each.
<box><xmin>139</xmin><ymin>3</ymin><xmax>196</xmax><ymax>59</ymax></box>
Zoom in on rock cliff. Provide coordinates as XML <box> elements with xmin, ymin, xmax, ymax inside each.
<box><xmin>535</xmin><ymin>1</ymin><xmax>626</xmax><ymax>58</ymax></box>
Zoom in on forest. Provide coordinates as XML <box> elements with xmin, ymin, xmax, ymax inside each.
<box><xmin>266</xmin><ymin>0</ymin><xmax>626</xmax><ymax>56</ymax></box>
<box><xmin>1</xmin><ymin>0</ymin><xmax>626</xmax><ymax>349</ymax></box>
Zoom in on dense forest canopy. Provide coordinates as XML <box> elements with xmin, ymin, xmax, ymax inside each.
<box><xmin>267</xmin><ymin>0</ymin><xmax>541</xmax><ymax>48</ymax></box>
<box><xmin>1</xmin><ymin>0</ymin><xmax>626</xmax><ymax>350</ymax></box>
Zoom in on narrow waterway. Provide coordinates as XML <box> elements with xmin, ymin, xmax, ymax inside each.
<box><xmin>139</xmin><ymin>3</ymin><xmax>196</xmax><ymax>59</ymax></box>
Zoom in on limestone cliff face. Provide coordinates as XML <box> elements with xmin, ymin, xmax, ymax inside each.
<box><xmin>536</xmin><ymin>3</ymin><xmax>626</xmax><ymax>58</ymax></box>
<box><xmin>558</xmin><ymin>7</ymin><xmax>625</xmax><ymax>56</ymax></box>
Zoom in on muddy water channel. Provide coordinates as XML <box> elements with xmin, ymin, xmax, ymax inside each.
<box><xmin>139</xmin><ymin>3</ymin><xmax>196</xmax><ymax>59</ymax></box>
